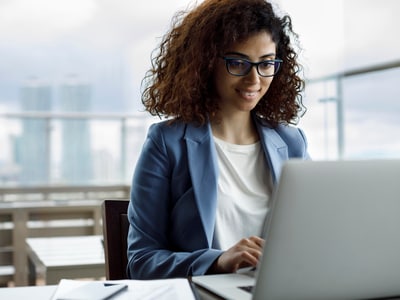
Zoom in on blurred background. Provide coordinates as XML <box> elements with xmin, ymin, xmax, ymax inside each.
<box><xmin>0</xmin><ymin>0</ymin><xmax>399</xmax><ymax>186</ymax></box>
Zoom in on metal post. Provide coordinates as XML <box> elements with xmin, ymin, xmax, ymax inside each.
<box><xmin>336</xmin><ymin>76</ymin><xmax>345</xmax><ymax>159</ymax></box>
<box><xmin>120</xmin><ymin>118</ymin><xmax>127</xmax><ymax>181</ymax></box>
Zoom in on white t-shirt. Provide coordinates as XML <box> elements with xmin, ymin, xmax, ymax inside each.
<box><xmin>212</xmin><ymin>136</ymin><xmax>272</xmax><ymax>250</ymax></box>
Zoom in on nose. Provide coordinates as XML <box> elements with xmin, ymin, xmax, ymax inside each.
<box><xmin>244</xmin><ymin>65</ymin><xmax>261</xmax><ymax>83</ymax></box>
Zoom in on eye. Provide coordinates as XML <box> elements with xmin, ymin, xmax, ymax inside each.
<box><xmin>228</xmin><ymin>59</ymin><xmax>247</xmax><ymax>69</ymax></box>
<box><xmin>259</xmin><ymin>60</ymin><xmax>275</xmax><ymax>70</ymax></box>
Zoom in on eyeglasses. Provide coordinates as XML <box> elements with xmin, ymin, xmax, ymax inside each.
<box><xmin>221</xmin><ymin>56</ymin><xmax>283</xmax><ymax>77</ymax></box>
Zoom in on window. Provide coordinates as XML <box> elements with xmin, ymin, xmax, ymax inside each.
<box><xmin>281</xmin><ymin>0</ymin><xmax>400</xmax><ymax>159</ymax></box>
<box><xmin>1</xmin><ymin>0</ymin><xmax>399</xmax><ymax>187</ymax></box>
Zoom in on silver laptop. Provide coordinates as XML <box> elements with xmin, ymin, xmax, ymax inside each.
<box><xmin>193</xmin><ymin>159</ymin><xmax>400</xmax><ymax>300</ymax></box>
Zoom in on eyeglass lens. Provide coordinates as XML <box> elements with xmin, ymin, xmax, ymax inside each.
<box><xmin>224</xmin><ymin>58</ymin><xmax>281</xmax><ymax>77</ymax></box>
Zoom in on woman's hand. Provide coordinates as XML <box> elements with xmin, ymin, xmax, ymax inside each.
<box><xmin>211</xmin><ymin>236</ymin><xmax>265</xmax><ymax>274</ymax></box>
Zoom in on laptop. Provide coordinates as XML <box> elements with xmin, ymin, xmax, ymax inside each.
<box><xmin>192</xmin><ymin>159</ymin><xmax>400</xmax><ymax>300</ymax></box>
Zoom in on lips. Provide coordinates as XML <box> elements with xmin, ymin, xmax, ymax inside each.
<box><xmin>237</xmin><ymin>89</ymin><xmax>260</xmax><ymax>100</ymax></box>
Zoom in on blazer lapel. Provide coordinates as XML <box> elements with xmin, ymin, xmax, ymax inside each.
<box><xmin>255</xmin><ymin>120</ymin><xmax>288</xmax><ymax>184</ymax></box>
<box><xmin>184</xmin><ymin>122</ymin><xmax>218</xmax><ymax>246</ymax></box>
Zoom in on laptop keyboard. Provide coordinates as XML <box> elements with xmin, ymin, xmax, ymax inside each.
<box><xmin>239</xmin><ymin>285</ymin><xmax>254</xmax><ymax>293</ymax></box>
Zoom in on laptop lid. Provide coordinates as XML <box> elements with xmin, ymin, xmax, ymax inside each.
<box><xmin>253</xmin><ymin>159</ymin><xmax>400</xmax><ymax>300</ymax></box>
<box><xmin>193</xmin><ymin>159</ymin><xmax>400</xmax><ymax>300</ymax></box>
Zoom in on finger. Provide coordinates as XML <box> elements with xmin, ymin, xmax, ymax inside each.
<box><xmin>237</xmin><ymin>249</ymin><xmax>261</xmax><ymax>266</ymax></box>
<box><xmin>238</xmin><ymin>237</ymin><xmax>262</xmax><ymax>248</ymax></box>
<box><xmin>248</xmin><ymin>236</ymin><xmax>265</xmax><ymax>247</ymax></box>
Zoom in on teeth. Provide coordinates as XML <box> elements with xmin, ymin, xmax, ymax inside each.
<box><xmin>242</xmin><ymin>91</ymin><xmax>256</xmax><ymax>97</ymax></box>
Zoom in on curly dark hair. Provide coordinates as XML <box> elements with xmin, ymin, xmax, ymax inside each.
<box><xmin>141</xmin><ymin>0</ymin><xmax>306</xmax><ymax>127</ymax></box>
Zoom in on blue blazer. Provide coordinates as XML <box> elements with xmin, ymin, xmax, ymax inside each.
<box><xmin>127</xmin><ymin>117</ymin><xmax>310</xmax><ymax>279</ymax></box>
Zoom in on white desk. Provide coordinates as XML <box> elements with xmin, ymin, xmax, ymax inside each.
<box><xmin>0</xmin><ymin>283</ymin><xmax>220</xmax><ymax>300</ymax></box>
<box><xmin>26</xmin><ymin>235</ymin><xmax>105</xmax><ymax>285</ymax></box>
<box><xmin>0</xmin><ymin>285</ymin><xmax>56</xmax><ymax>300</ymax></box>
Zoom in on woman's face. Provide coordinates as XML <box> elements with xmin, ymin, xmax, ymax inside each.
<box><xmin>213</xmin><ymin>31</ymin><xmax>277</xmax><ymax>117</ymax></box>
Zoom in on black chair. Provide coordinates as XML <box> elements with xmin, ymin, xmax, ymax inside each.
<box><xmin>101</xmin><ymin>199</ymin><xmax>130</xmax><ymax>280</ymax></box>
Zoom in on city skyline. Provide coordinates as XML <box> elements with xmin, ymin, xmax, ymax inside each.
<box><xmin>1</xmin><ymin>0</ymin><xmax>400</xmax><ymax>185</ymax></box>
<box><xmin>18</xmin><ymin>83</ymin><xmax>52</xmax><ymax>183</ymax></box>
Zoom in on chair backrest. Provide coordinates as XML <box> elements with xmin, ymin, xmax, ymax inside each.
<box><xmin>101</xmin><ymin>199</ymin><xmax>130</xmax><ymax>280</ymax></box>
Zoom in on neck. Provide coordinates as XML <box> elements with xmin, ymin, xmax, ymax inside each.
<box><xmin>211</xmin><ymin>113</ymin><xmax>259</xmax><ymax>145</ymax></box>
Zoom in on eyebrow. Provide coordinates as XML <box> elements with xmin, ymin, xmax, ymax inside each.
<box><xmin>224</xmin><ymin>51</ymin><xmax>276</xmax><ymax>59</ymax></box>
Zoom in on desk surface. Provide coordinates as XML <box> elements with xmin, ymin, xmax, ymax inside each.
<box><xmin>0</xmin><ymin>285</ymin><xmax>57</xmax><ymax>300</ymax></box>
<box><xmin>0</xmin><ymin>283</ymin><xmax>221</xmax><ymax>300</ymax></box>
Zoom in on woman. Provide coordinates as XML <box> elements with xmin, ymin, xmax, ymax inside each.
<box><xmin>127</xmin><ymin>0</ymin><xmax>310</xmax><ymax>280</ymax></box>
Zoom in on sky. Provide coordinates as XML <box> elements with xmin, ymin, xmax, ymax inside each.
<box><xmin>1</xmin><ymin>0</ymin><xmax>399</xmax><ymax>105</ymax></box>
<box><xmin>0</xmin><ymin>0</ymin><xmax>195</xmax><ymax>112</ymax></box>
<box><xmin>0</xmin><ymin>0</ymin><xmax>399</xmax><ymax>160</ymax></box>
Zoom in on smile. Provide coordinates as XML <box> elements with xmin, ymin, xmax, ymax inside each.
<box><xmin>237</xmin><ymin>89</ymin><xmax>260</xmax><ymax>99</ymax></box>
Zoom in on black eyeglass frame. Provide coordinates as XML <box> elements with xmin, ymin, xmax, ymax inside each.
<box><xmin>221</xmin><ymin>56</ymin><xmax>283</xmax><ymax>77</ymax></box>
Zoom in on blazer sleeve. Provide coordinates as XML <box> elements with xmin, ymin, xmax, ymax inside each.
<box><xmin>126</xmin><ymin>123</ymin><xmax>222</xmax><ymax>279</ymax></box>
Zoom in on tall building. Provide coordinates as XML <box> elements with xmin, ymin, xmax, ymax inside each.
<box><xmin>18</xmin><ymin>78</ymin><xmax>52</xmax><ymax>184</ymax></box>
<box><xmin>59</xmin><ymin>76</ymin><xmax>93</xmax><ymax>184</ymax></box>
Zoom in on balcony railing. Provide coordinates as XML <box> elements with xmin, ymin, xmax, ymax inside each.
<box><xmin>0</xmin><ymin>184</ymin><xmax>130</xmax><ymax>202</ymax></box>
<box><xmin>0</xmin><ymin>111</ymin><xmax>156</xmax><ymax>189</ymax></box>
